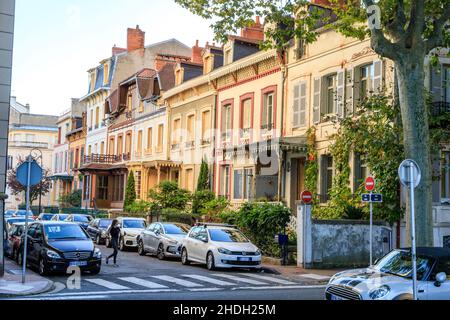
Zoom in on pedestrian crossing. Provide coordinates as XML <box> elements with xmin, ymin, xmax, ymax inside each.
<box><xmin>72</xmin><ymin>273</ymin><xmax>304</xmax><ymax>294</ymax></box>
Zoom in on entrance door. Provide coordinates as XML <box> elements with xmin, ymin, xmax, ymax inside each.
<box><xmin>290</xmin><ymin>158</ymin><xmax>306</xmax><ymax>210</ymax></box>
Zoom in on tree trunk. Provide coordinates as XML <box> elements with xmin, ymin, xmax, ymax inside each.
<box><xmin>395</xmin><ymin>58</ymin><xmax>434</xmax><ymax>247</ymax></box>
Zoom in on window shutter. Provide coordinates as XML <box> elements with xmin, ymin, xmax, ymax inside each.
<box><xmin>431</xmin><ymin>151</ymin><xmax>441</xmax><ymax>203</ymax></box>
<box><xmin>320</xmin><ymin>155</ymin><xmax>328</xmax><ymax>203</ymax></box>
<box><xmin>373</xmin><ymin>60</ymin><xmax>383</xmax><ymax>93</ymax></box>
<box><xmin>353</xmin><ymin>67</ymin><xmax>361</xmax><ymax>109</ymax></box>
<box><xmin>292</xmin><ymin>83</ymin><xmax>300</xmax><ymax>128</ymax></box>
<box><xmin>354</xmin><ymin>153</ymin><xmax>361</xmax><ymax>192</ymax></box>
<box><xmin>336</xmin><ymin>70</ymin><xmax>345</xmax><ymax>118</ymax></box>
<box><xmin>299</xmin><ymin>82</ymin><xmax>307</xmax><ymax>127</ymax></box>
<box><xmin>313</xmin><ymin>77</ymin><xmax>321</xmax><ymax>124</ymax></box>
<box><xmin>345</xmin><ymin>68</ymin><xmax>354</xmax><ymax>116</ymax></box>
<box><xmin>430</xmin><ymin>64</ymin><xmax>443</xmax><ymax>103</ymax></box>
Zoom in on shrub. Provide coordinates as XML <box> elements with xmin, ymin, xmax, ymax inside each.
<box><xmin>160</xmin><ymin>208</ymin><xmax>195</xmax><ymax>225</ymax></box>
<box><xmin>58</xmin><ymin>190</ymin><xmax>82</xmax><ymax>208</ymax></box>
<box><xmin>192</xmin><ymin>190</ymin><xmax>215</xmax><ymax>215</ymax></box>
<box><xmin>200</xmin><ymin>196</ymin><xmax>230</xmax><ymax>221</ymax></box>
<box><xmin>124</xmin><ymin>171</ymin><xmax>137</xmax><ymax>209</ymax></box>
<box><xmin>148</xmin><ymin>181</ymin><xmax>192</xmax><ymax>211</ymax></box>
<box><xmin>196</xmin><ymin>158</ymin><xmax>210</xmax><ymax>191</ymax></box>
<box><xmin>126</xmin><ymin>200</ymin><xmax>151</xmax><ymax>214</ymax></box>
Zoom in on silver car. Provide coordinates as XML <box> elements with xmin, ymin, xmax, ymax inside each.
<box><xmin>137</xmin><ymin>222</ymin><xmax>190</xmax><ymax>260</ymax></box>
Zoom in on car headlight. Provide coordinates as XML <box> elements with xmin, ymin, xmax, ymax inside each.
<box><xmin>46</xmin><ymin>250</ymin><xmax>61</xmax><ymax>259</ymax></box>
<box><xmin>218</xmin><ymin>248</ymin><xmax>233</xmax><ymax>255</ymax></box>
<box><xmin>255</xmin><ymin>249</ymin><xmax>262</xmax><ymax>256</ymax></box>
<box><xmin>93</xmin><ymin>248</ymin><xmax>102</xmax><ymax>258</ymax></box>
<box><xmin>369</xmin><ymin>285</ymin><xmax>390</xmax><ymax>300</ymax></box>
<box><xmin>167</xmin><ymin>239</ymin><xmax>178</xmax><ymax>245</ymax></box>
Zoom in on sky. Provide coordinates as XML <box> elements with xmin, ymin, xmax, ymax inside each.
<box><xmin>11</xmin><ymin>0</ymin><xmax>215</xmax><ymax>115</ymax></box>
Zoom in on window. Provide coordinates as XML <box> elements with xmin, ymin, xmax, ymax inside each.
<box><xmin>241</xmin><ymin>99</ymin><xmax>252</xmax><ymax>135</ymax></box>
<box><xmin>262</xmin><ymin>93</ymin><xmax>274</xmax><ymax>130</ymax></box>
<box><xmin>147</xmin><ymin>128</ymin><xmax>153</xmax><ymax>152</ymax></box>
<box><xmin>69</xmin><ymin>150</ymin><xmax>74</xmax><ymax>169</ymax></box>
<box><xmin>103</xmin><ymin>63</ymin><xmax>109</xmax><ymax>85</ymax></box>
<box><xmin>224</xmin><ymin>49</ymin><xmax>232</xmax><ymax>65</ymax></box>
<box><xmin>95</xmin><ymin>107</ymin><xmax>100</xmax><ymax>128</ymax></box>
<box><xmin>186</xmin><ymin>114</ymin><xmax>195</xmax><ymax>146</ymax></box>
<box><xmin>137</xmin><ymin>130</ymin><xmax>143</xmax><ymax>156</ymax></box>
<box><xmin>125</xmin><ymin>132</ymin><xmax>132</xmax><ymax>155</ymax></box>
<box><xmin>112</xmin><ymin>175</ymin><xmax>125</xmax><ymax>202</ymax></box>
<box><xmin>139</xmin><ymin>100</ymin><xmax>144</xmax><ymax>113</ymax></box>
<box><xmin>90</xmin><ymin>109</ymin><xmax>94</xmax><ymax>129</ymax></box>
<box><xmin>172</xmin><ymin>118</ymin><xmax>181</xmax><ymax>147</ymax></box>
<box><xmin>7</xmin><ymin>156</ymin><xmax>13</xmax><ymax>170</ymax></box>
<box><xmin>109</xmin><ymin>137</ymin><xmax>115</xmax><ymax>155</ymax></box>
<box><xmin>321</xmin><ymin>155</ymin><xmax>333</xmax><ymax>203</ymax></box>
<box><xmin>233</xmin><ymin>168</ymin><xmax>253</xmax><ymax>200</ymax></box>
<box><xmin>442</xmin><ymin>151</ymin><xmax>450</xmax><ymax>201</ymax></box>
<box><xmin>97</xmin><ymin>176</ymin><xmax>108</xmax><ymax>201</ymax></box>
<box><xmin>100</xmin><ymin>142</ymin><xmax>105</xmax><ymax>155</ymax></box>
<box><xmin>360</xmin><ymin>64</ymin><xmax>374</xmax><ymax>100</ymax></box>
<box><xmin>127</xmin><ymin>94</ymin><xmax>133</xmax><ymax>111</ymax></box>
<box><xmin>293</xmin><ymin>82</ymin><xmax>307</xmax><ymax>128</ymax></box>
<box><xmin>221</xmin><ymin>104</ymin><xmax>232</xmax><ymax>141</ymax></box>
<box><xmin>325</xmin><ymin>74</ymin><xmax>337</xmax><ymax>114</ymax></box>
<box><xmin>117</xmin><ymin>135</ymin><xmax>123</xmax><ymax>155</ymax></box>
<box><xmin>74</xmin><ymin>149</ymin><xmax>79</xmax><ymax>168</ymax></box>
<box><xmin>445</xmin><ymin>66</ymin><xmax>450</xmax><ymax>103</ymax></box>
<box><xmin>220</xmin><ymin>166</ymin><xmax>230</xmax><ymax>197</ymax></box>
<box><xmin>135</xmin><ymin>171</ymin><xmax>142</xmax><ymax>199</ymax></box>
<box><xmin>80</xmin><ymin>147</ymin><xmax>84</xmax><ymax>165</ymax></box>
<box><xmin>355</xmin><ymin>153</ymin><xmax>369</xmax><ymax>190</ymax></box>
<box><xmin>185</xmin><ymin>168</ymin><xmax>194</xmax><ymax>192</ymax></box>
<box><xmin>157</xmin><ymin>124</ymin><xmax>164</xmax><ymax>152</ymax></box>
<box><xmin>201</xmin><ymin>110</ymin><xmax>211</xmax><ymax>144</ymax></box>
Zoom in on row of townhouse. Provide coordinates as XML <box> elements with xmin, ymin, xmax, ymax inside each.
<box><xmin>52</xmin><ymin>8</ymin><xmax>450</xmax><ymax>246</ymax></box>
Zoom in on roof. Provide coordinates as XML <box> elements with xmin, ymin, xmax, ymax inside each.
<box><xmin>398</xmin><ymin>247</ymin><xmax>450</xmax><ymax>259</ymax></box>
<box><xmin>228</xmin><ymin>35</ymin><xmax>262</xmax><ymax>45</ymax></box>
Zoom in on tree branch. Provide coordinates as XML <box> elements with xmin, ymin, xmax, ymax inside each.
<box><xmin>405</xmin><ymin>0</ymin><xmax>425</xmax><ymax>48</ymax></box>
<box><xmin>385</xmin><ymin>0</ymin><xmax>407</xmax><ymax>43</ymax></box>
<box><xmin>426</xmin><ymin>6</ymin><xmax>450</xmax><ymax>52</ymax></box>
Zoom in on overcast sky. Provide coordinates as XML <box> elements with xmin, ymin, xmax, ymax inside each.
<box><xmin>11</xmin><ymin>0</ymin><xmax>215</xmax><ymax>115</ymax></box>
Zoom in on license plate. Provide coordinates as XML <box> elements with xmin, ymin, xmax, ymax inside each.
<box><xmin>69</xmin><ymin>261</ymin><xmax>88</xmax><ymax>267</ymax></box>
<box><xmin>238</xmin><ymin>257</ymin><xmax>252</xmax><ymax>262</ymax></box>
<box><xmin>330</xmin><ymin>294</ymin><xmax>346</xmax><ymax>301</ymax></box>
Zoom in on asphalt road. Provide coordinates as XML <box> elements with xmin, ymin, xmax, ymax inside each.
<box><xmin>8</xmin><ymin>246</ymin><xmax>326</xmax><ymax>300</ymax></box>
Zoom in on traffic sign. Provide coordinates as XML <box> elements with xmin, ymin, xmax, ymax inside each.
<box><xmin>301</xmin><ymin>190</ymin><xmax>313</xmax><ymax>204</ymax></box>
<box><xmin>365</xmin><ymin>177</ymin><xmax>375</xmax><ymax>192</ymax></box>
<box><xmin>362</xmin><ymin>194</ymin><xmax>383</xmax><ymax>203</ymax></box>
<box><xmin>398</xmin><ymin>159</ymin><xmax>421</xmax><ymax>188</ymax></box>
<box><xmin>16</xmin><ymin>159</ymin><xmax>42</xmax><ymax>187</ymax></box>
<box><xmin>362</xmin><ymin>194</ymin><xmax>371</xmax><ymax>202</ymax></box>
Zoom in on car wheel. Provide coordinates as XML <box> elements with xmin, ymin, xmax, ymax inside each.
<box><xmin>206</xmin><ymin>252</ymin><xmax>215</xmax><ymax>271</ymax></box>
<box><xmin>96</xmin><ymin>235</ymin><xmax>101</xmax><ymax>245</ymax></box>
<box><xmin>157</xmin><ymin>244</ymin><xmax>165</xmax><ymax>260</ymax></box>
<box><xmin>181</xmin><ymin>248</ymin><xmax>190</xmax><ymax>265</ymax></box>
<box><xmin>91</xmin><ymin>267</ymin><xmax>101</xmax><ymax>275</ymax></box>
<box><xmin>138</xmin><ymin>240</ymin><xmax>146</xmax><ymax>256</ymax></box>
<box><xmin>119</xmin><ymin>237</ymin><xmax>126</xmax><ymax>251</ymax></box>
<box><xmin>38</xmin><ymin>257</ymin><xmax>48</xmax><ymax>276</ymax></box>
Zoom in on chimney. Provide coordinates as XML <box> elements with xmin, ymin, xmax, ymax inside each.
<box><xmin>112</xmin><ymin>44</ymin><xmax>127</xmax><ymax>56</ymax></box>
<box><xmin>240</xmin><ymin>16</ymin><xmax>264</xmax><ymax>41</ymax></box>
<box><xmin>127</xmin><ymin>25</ymin><xmax>145</xmax><ymax>52</ymax></box>
<box><xmin>191</xmin><ymin>40</ymin><xmax>204</xmax><ymax>64</ymax></box>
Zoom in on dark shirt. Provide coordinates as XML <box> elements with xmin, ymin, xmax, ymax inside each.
<box><xmin>109</xmin><ymin>225</ymin><xmax>120</xmax><ymax>241</ymax></box>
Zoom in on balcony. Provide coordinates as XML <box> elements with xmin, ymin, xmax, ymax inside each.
<box><xmin>171</xmin><ymin>143</ymin><xmax>180</xmax><ymax>151</ymax></box>
<box><xmin>261</xmin><ymin>123</ymin><xmax>274</xmax><ymax>131</ymax></box>
<box><xmin>9</xmin><ymin>141</ymin><xmax>49</xmax><ymax>149</ymax></box>
<box><xmin>201</xmin><ymin>138</ymin><xmax>211</xmax><ymax>146</ymax></box>
<box><xmin>144</xmin><ymin>148</ymin><xmax>153</xmax><ymax>156</ymax></box>
<box><xmin>185</xmin><ymin>141</ymin><xmax>195</xmax><ymax>149</ymax></box>
<box><xmin>83</xmin><ymin>153</ymin><xmax>132</xmax><ymax>165</ymax></box>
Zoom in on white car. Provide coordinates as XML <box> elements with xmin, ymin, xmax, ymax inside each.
<box><xmin>106</xmin><ymin>217</ymin><xmax>147</xmax><ymax>251</ymax></box>
<box><xmin>326</xmin><ymin>248</ymin><xmax>450</xmax><ymax>300</ymax></box>
<box><xmin>181</xmin><ymin>224</ymin><xmax>262</xmax><ymax>270</ymax></box>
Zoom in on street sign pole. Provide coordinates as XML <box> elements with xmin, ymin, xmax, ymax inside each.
<box><xmin>22</xmin><ymin>156</ymin><xmax>32</xmax><ymax>284</ymax></box>
<box><xmin>369</xmin><ymin>190</ymin><xmax>373</xmax><ymax>266</ymax></box>
<box><xmin>409</xmin><ymin>161</ymin><xmax>418</xmax><ymax>301</ymax></box>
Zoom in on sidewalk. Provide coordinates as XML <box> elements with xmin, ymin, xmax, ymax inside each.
<box><xmin>262</xmin><ymin>264</ymin><xmax>345</xmax><ymax>285</ymax></box>
<box><xmin>0</xmin><ymin>259</ymin><xmax>54</xmax><ymax>298</ymax></box>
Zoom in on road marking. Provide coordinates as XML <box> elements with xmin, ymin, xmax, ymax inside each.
<box><xmin>232</xmin><ymin>285</ymin><xmax>327</xmax><ymax>291</ymax></box>
<box><xmin>151</xmin><ymin>275</ymin><xmax>203</xmax><ymax>288</ymax></box>
<box><xmin>188</xmin><ymin>288</ymin><xmax>222</xmax><ymax>292</ymax></box>
<box><xmin>239</xmin><ymin>273</ymin><xmax>297</xmax><ymax>285</ymax></box>
<box><xmin>32</xmin><ymin>288</ymin><xmax>179</xmax><ymax>298</ymax></box>
<box><xmin>85</xmin><ymin>279</ymin><xmax>130</xmax><ymax>290</ymax></box>
<box><xmin>299</xmin><ymin>274</ymin><xmax>331</xmax><ymax>281</ymax></box>
<box><xmin>16</xmin><ymin>295</ymin><xmax>109</xmax><ymax>301</ymax></box>
<box><xmin>213</xmin><ymin>274</ymin><xmax>268</xmax><ymax>285</ymax></box>
<box><xmin>119</xmin><ymin>277</ymin><xmax>168</xmax><ymax>289</ymax></box>
<box><xmin>182</xmin><ymin>275</ymin><xmax>235</xmax><ymax>286</ymax></box>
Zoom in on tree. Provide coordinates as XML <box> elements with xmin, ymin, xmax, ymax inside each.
<box><xmin>197</xmin><ymin>158</ymin><xmax>210</xmax><ymax>191</ymax></box>
<box><xmin>59</xmin><ymin>190</ymin><xmax>82</xmax><ymax>208</ymax></box>
<box><xmin>7</xmin><ymin>157</ymin><xmax>52</xmax><ymax>205</ymax></box>
<box><xmin>148</xmin><ymin>180</ymin><xmax>192</xmax><ymax>211</ymax></box>
<box><xmin>174</xmin><ymin>0</ymin><xmax>450</xmax><ymax>246</ymax></box>
<box><xmin>124</xmin><ymin>171</ymin><xmax>137</xmax><ymax>209</ymax></box>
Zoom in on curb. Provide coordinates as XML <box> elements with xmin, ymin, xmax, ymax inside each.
<box><xmin>260</xmin><ymin>266</ymin><xmax>281</xmax><ymax>275</ymax></box>
<box><xmin>0</xmin><ymin>280</ymin><xmax>55</xmax><ymax>298</ymax></box>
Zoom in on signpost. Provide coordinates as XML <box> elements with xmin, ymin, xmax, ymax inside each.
<box><xmin>16</xmin><ymin>155</ymin><xmax>42</xmax><ymax>284</ymax></box>
<box><xmin>364</xmin><ymin>177</ymin><xmax>377</xmax><ymax>266</ymax></box>
<box><xmin>398</xmin><ymin>159</ymin><xmax>421</xmax><ymax>301</ymax></box>
<box><xmin>300</xmin><ymin>191</ymin><xmax>313</xmax><ymax>269</ymax></box>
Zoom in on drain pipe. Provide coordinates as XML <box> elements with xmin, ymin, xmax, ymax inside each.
<box><xmin>277</xmin><ymin>51</ymin><xmax>287</xmax><ymax>201</ymax></box>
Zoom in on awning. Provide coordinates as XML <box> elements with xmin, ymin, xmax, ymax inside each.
<box><xmin>143</xmin><ymin>160</ymin><xmax>182</xmax><ymax>169</ymax></box>
<box><xmin>49</xmin><ymin>174</ymin><xmax>74</xmax><ymax>181</ymax></box>
<box><xmin>77</xmin><ymin>163</ymin><xmax>128</xmax><ymax>174</ymax></box>
<box><xmin>222</xmin><ymin>137</ymin><xmax>308</xmax><ymax>158</ymax></box>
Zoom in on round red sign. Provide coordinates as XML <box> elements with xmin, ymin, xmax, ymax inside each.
<box><xmin>365</xmin><ymin>177</ymin><xmax>375</xmax><ymax>192</ymax></box>
<box><xmin>301</xmin><ymin>191</ymin><xmax>313</xmax><ymax>204</ymax></box>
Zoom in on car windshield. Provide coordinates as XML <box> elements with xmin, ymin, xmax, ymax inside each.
<box><xmin>7</xmin><ymin>218</ymin><xmax>33</xmax><ymax>224</ymax></box>
<box><xmin>41</xmin><ymin>214</ymin><xmax>53</xmax><ymax>221</ymax></box>
<box><xmin>15</xmin><ymin>211</ymin><xmax>33</xmax><ymax>216</ymax></box>
<box><xmin>73</xmin><ymin>215</ymin><xmax>92</xmax><ymax>223</ymax></box>
<box><xmin>44</xmin><ymin>224</ymin><xmax>89</xmax><ymax>240</ymax></box>
<box><xmin>99</xmin><ymin>220</ymin><xmax>112</xmax><ymax>228</ymax></box>
<box><xmin>123</xmin><ymin>220</ymin><xmax>146</xmax><ymax>229</ymax></box>
<box><xmin>163</xmin><ymin>224</ymin><xmax>189</xmax><ymax>235</ymax></box>
<box><xmin>58</xmin><ymin>214</ymin><xmax>69</xmax><ymax>220</ymax></box>
<box><xmin>373</xmin><ymin>250</ymin><xmax>435</xmax><ymax>281</ymax></box>
<box><xmin>209</xmin><ymin>229</ymin><xmax>249</xmax><ymax>243</ymax></box>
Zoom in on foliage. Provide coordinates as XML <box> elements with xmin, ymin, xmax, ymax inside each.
<box><xmin>6</xmin><ymin>157</ymin><xmax>52</xmax><ymax>205</ymax></box>
<box><xmin>196</xmin><ymin>158</ymin><xmax>210</xmax><ymax>191</ymax></box>
<box><xmin>148</xmin><ymin>180</ymin><xmax>192</xmax><ymax>211</ymax></box>
<box><xmin>199</xmin><ymin>196</ymin><xmax>230</xmax><ymax>221</ymax></box>
<box><xmin>125</xmin><ymin>200</ymin><xmax>151</xmax><ymax>214</ymax></box>
<box><xmin>192</xmin><ymin>189</ymin><xmax>215</xmax><ymax>215</ymax></box>
<box><xmin>124</xmin><ymin>171</ymin><xmax>137</xmax><ymax>209</ymax></box>
<box><xmin>305</xmin><ymin>128</ymin><xmax>319</xmax><ymax>202</ymax></box>
<box><xmin>59</xmin><ymin>190</ymin><xmax>82</xmax><ymax>208</ymax></box>
<box><xmin>160</xmin><ymin>208</ymin><xmax>196</xmax><ymax>225</ymax></box>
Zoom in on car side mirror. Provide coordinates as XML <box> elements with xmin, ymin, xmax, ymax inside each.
<box><xmin>434</xmin><ymin>272</ymin><xmax>447</xmax><ymax>287</ymax></box>
<box><xmin>374</xmin><ymin>258</ymin><xmax>380</xmax><ymax>265</ymax></box>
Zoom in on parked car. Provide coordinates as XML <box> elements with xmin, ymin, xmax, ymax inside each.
<box><xmin>64</xmin><ymin>214</ymin><xmax>93</xmax><ymax>230</ymax></box>
<box><xmin>325</xmin><ymin>247</ymin><xmax>450</xmax><ymax>300</ymax></box>
<box><xmin>106</xmin><ymin>217</ymin><xmax>146</xmax><ymax>251</ymax></box>
<box><xmin>5</xmin><ymin>217</ymin><xmax>34</xmax><ymax>232</ymax></box>
<box><xmin>18</xmin><ymin>221</ymin><xmax>102</xmax><ymax>275</ymax></box>
<box><xmin>5</xmin><ymin>222</ymin><xmax>25</xmax><ymax>262</ymax></box>
<box><xmin>50</xmin><ymin>214</ymin><xmax>69</xmax><ymax>222</ymax></box>
<box><xmin>4</xmin><ymin>210</ymin><xmax>16</xmax><ymax>218</ymax></box>
<box><xmin>181</xmin><ymin>223</ymin><xmax>262</xmax><ymax>271</ymax></box>
<box><xmin>86</xmin><ymin>218</ymin><xmax>112</xmax><ymax>245</ymax></box>
<box><xmin>37</xmin><ymin>213</ymin><xmax>54</xmax><ymax>221</ymax></box>
<box><xmin>137</xmin><ymin>222</ymin><xmax>190</xmax><ymax>260</ymax></box>
<box><xmin>14</xmin><ymin>210</ymin><xmax>35</xmax><ymax>219</ymax></box>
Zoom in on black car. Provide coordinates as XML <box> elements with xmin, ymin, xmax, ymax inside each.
<box><xmin>37</xmin><ymin>213</ymin><xmax>54</xmax><ymax>221</ymax></box>
<box><xmin>64</xmin><ymin>214</ymin><xmax>93</xmax><ymax>230</ymax></box>
<box><xmin>18</xmin><ymin>221</ymin><xmax>102</xmax><ymax>275</ymax></box>
<box><xmin>86</xmin><ymin>218</ymin><xmax>112</xmax><ymax>245</ymax></box>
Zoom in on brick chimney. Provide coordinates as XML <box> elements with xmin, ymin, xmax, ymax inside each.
<box><xmin>191</xmin><ymin>40</ymin><xmax>204</xmax><ymax>64</ymax></box>
<box><xmin>112</xmin><ymin>45</ymin><xmax>127</xmax><ymax>56</ymax></box>
<box><xmin>240</xmin><ymin>16</ymin><xmax>264</xmax><ymax>41</ymax></box>
<box><xmin>127</xmin><ymin>25</ymin><xmax>145</xmax><ymax>52</ymax></box>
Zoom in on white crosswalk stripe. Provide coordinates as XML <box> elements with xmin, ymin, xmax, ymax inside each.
<box><xmin>239</xmin><ymin>273</ymin><xmax>296</xmax><ymax>285</ymax></box>
<box><xmin>151</xmin><ymin>275</ymin><xmax>204</xmax><ymax>288</ymax></box>
<box><xmin>85</xmin><ymin>279</ymin><xmax>130</xmax><ymax>290</ymax></box>
<box><xmin>182</xmin><ymin>274</ymin><xmax>236</xmax><ymax>286</ymax></box>
<box><xmin>119</xmin><ymin>277</ymin><xmax>169</xmax><ymax>289</ymax></box>
<box><xmin>213</xmin><ymin>273</ymin><xmax>269</xmax><ymax>285</ymax></box>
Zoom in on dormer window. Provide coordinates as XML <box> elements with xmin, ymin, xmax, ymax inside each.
<box><xmin>203</xmin><ymin>54</ymin><xmax>214</xmax><ymax>74</ymax></box>
<box><xmin>175</xmin><ymin>67</ymin><xmax>184</xmax><ymax>86</ymax></box>
<box><xmin>103</xmin><ymin>63</ymin><xmax>109</xmax><ymax>86</ymax></box>
<box><xmin>224</xmin><ymin>48</ymin><xmax>232</xmax><ymax>65</ymax></box>
<box><xmin>89</xmin><ymin>72</ymin><xmax>96</xmax><ymax>92</ymax></box>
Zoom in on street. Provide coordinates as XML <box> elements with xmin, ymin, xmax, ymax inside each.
<box><xmin>5</xmin><ymin>246</ymin><xmax>325</xmax><ymax>300</ymax></box>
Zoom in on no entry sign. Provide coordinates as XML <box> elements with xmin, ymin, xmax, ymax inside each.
<box><xmin>365</xmin><ymin>177</ymin><xmax>375</xmax><ymax>192</ymax></box>
<box><xmin>301</xmin><ymin>190</ymin><xmax>313</xmax><ymax>204</ymax></box>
